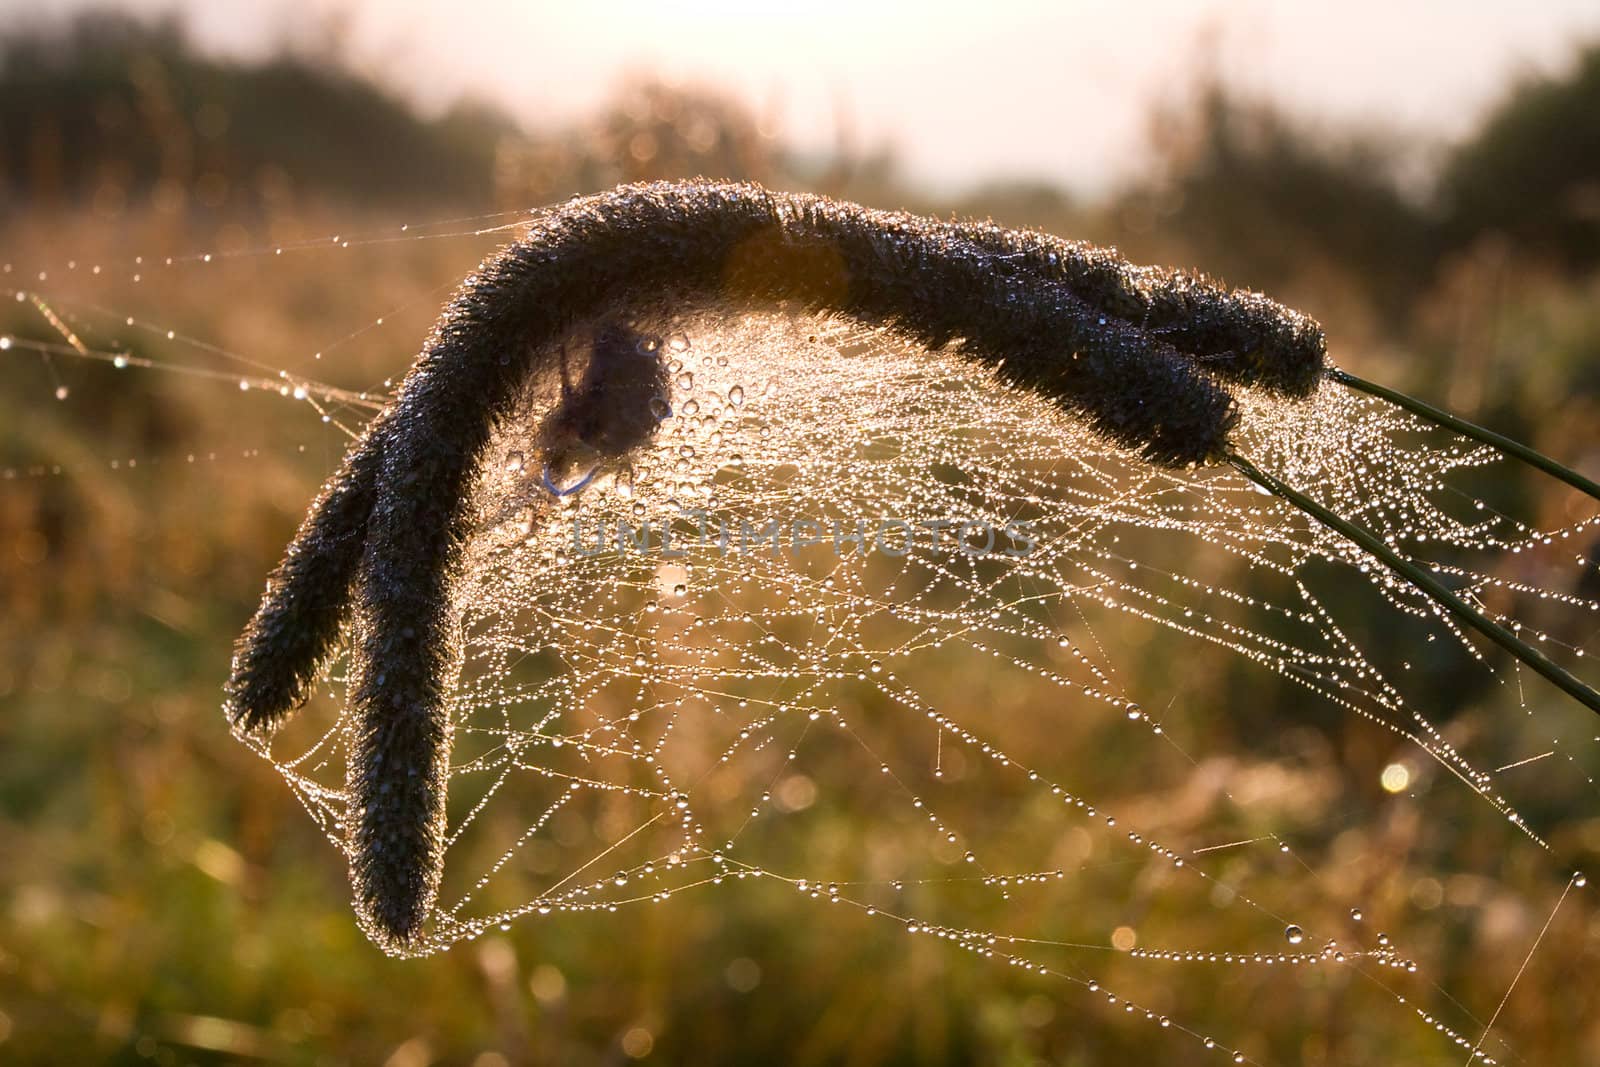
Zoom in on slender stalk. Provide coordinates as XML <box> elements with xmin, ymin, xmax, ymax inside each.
<box><xmin>1329</xmin><ymin>366</ymin><xmax>1600</xmax><ymax>504</ymax></box>
<box><xmin>1228</xmin><ymin>451</ymin><xmax>1600</xmax><ymax>718</ymax></box>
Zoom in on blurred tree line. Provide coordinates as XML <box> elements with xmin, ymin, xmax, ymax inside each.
<box><xmin>5</xmin><ymin>11</ymin><xmax>1595</xmax><ymax>292</ymax></box>
<box><xmin>1121</xmin><ymin>58</ymin><xmax>1600</xmax><ymax>316</ymax></box>
<box><xmin>5</xmin><ymin>12</ymin><xmax>1597</xmax><ymax>264</ymax></box>
<box><xmin>0</xmin><ymin>11</ymin><xmax>788</xmax><ymax>219</ymax></box>
<box><xmin>0</xmin><ymin>13</ymin><xmax>518</xmax><ymax>215</ymax></box>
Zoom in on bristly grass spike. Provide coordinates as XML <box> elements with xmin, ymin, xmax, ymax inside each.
<box><xmin>222</xmin><ymin>179</ymin><xmax>1598</xmax><ymax>950</ymax></box>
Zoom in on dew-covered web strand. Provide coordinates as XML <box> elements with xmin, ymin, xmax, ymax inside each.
<box><xmin>0</xmin><ymin>210</ymin><xmax>528</xmax><ymax>472</ymax></box>
<box><xmin>1330</xmin><ymin>366</ymin><xmax>1600</xmax><ymax>507</ymax></box>
<box><xmin>406</xmin><ymin>315</ymin><xmax>1580</xmax><ymax>1062</ymax></box>
<box><xmin>5</xmin><ymin>208</ymin><xmax>1597</xmax><ymax>1063</ymax></box>
<box><xmin>2</xmin><ymin>205</ymin><xmax>537</xmax><ymax>281</ymax></box>
<box><xmin>1230</xmin><ymin>451</ymin><xmax>1600</xmax><ymax>716</ymax></box>
<box><xmin>1465</xmin><ymin>873</ymin><xmax>1580</xmax><ymax>1065</ymax></box>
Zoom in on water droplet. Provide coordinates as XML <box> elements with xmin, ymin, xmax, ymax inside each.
<box><xmin>666</xmin><ymin>331</ymin><xmax>690</xmax><ymax>352</ymax></box>
<box><xmin>649</xmin><ymin>396</ymin><xmax>672</xmax><ymax>420</ymax></box>
<box><xmin>1284</xmin><ymin>925</ymin><xmax>1304</xmax><ymax>945</ymax></box>
<box><xmin>677</xmin><ymin>371</ymin><xmax>694</xmax><ymax>390</ymax></box>
<box><xmin>54</xmin><ymin>386</ymin><xmax>68</xmax><ymax>401</ymax></box>
<box><xmin>727</xmin><ymin>385</ymin><xmax>745</xmax><ymax>407</ymax></box>
<box><xmin>543</xmin><ymin>445</ymin><xmax>599</xmax><ymax>496</ymax></box>
<box><xmin>1350</xmin><ymin>908</ymin><xmax>1363</xmax><ymax>922</ymax></box>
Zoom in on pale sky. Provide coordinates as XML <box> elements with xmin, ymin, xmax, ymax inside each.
<box><xmin>16</xmin><ymin>0</ymin><xmax>1600</xmax><ymax>194</ymax></box>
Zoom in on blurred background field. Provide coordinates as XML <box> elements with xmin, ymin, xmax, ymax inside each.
<box><xmin>2</xmin><ymin>5</ymin><xmax>1600</xmax><ymax>1065</ymax></box>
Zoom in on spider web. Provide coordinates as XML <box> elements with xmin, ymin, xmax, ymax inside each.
<box><xmin>5</xmin><ymin>216</ymin><xmax>1598</xmax><ymax>1064</ymax></box>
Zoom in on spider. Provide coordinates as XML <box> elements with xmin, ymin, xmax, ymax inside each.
<box><xmin>539</xmin><ymin>323</ymin><xmax>673</xmax><ymax>496</ymax></box>
<box><xmin>222</xmin><ymin>180</ymin><xmax>1599</xmax><ymax>951</ymax></box>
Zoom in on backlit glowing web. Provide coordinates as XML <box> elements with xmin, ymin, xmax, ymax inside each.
<box><xmin>5</xmin><ymin>213</ymin><xmax>1597</xmax><ymax>1064</ymax></box>
<box><xmin>246</xmin><ymin>302</ymin><xmax>1594</xmax><ymax>1060</ymax></box>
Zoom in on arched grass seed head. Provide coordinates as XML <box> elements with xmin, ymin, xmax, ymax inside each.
<box><xmin>221</xmin><ymin>180</ymin><xmax>1595</xmax><ymax>950</ymax></box>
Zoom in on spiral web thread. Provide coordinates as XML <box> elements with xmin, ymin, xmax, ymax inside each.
<box><xmin>225</xmin><ymin>306</ymin><xmax>1600</xmax><ymax>1062</ymax></box>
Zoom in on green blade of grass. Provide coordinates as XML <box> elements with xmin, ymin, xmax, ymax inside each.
<box><xmin>1329</xmin><ymin>366</ymin><xmax>1600</xmax><ymax>503</ymax></box>
<box><xmin>1228</xmin><ymin>451</ymin><xmax>1600</xmax><ymax>718</ymax></box>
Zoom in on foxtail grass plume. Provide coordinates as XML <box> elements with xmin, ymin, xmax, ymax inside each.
<box><xmin>223</xmin><ymin>179</ymin><xmax>1596</xmax><ymax>950</ymax></box>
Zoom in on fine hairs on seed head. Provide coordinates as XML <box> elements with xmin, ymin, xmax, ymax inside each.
<box><xmin>223</xmin><ymin>179</ymin><xmax>1329</xmax><ymax>949</ymax></box>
